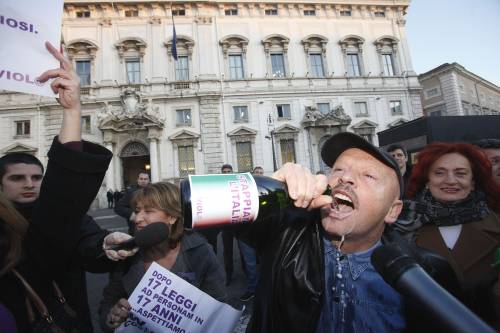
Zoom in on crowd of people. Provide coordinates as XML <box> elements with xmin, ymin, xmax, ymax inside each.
<box><xmin>0</xmin><ymin>41</ymin><xmax>499</xmax><ymax>333</ymax></box>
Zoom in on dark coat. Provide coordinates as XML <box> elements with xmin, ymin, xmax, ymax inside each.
<box><xmin>414</xmin><ymin>212</ymin><xmax>500</xmax><ymax>329</ymax></box>
<box><xmin>98</xmin><ymin>232</ymin><xmax>226</xmax><ymax>331</ymax></box>
<box><xmin>113</xmin><ymin>190</ymin><xmax>122</xmax><ymax>202</ymax></box>
<box><xmin>54</xmin><ymin>214</ymin><xmax>111</xmax><ymax>332</ymax></box>
<box><xmin>13</xmin><ymin>205</ymin><xmax>111</xmax><ymax>332</ymax></box>
<box><xmin>114</xmin><ymin>186</ymin><xmax>138</xmax><ymax>221</ymax></box>
<box><xmin>0</xmin><ymin>136</ymin><xmax>112</xmax><ymax>333</ymax></box>
<box><xmin>236</xmin><ymin>208</ymin><xmax>326</xmax><ymax>333</ymax></box>
<box><xmin>235</xmin><ymin>207</ymin><xmax>457</xmax><ymax>333</ymax></box>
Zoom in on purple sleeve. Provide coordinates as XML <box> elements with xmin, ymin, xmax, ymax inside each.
<box><xmin>0</xmin><ymin>303</ymin><xmax>17</xmax><ymax>333</ymax></box>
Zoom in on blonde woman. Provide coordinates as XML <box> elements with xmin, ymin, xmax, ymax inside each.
<box><xmin>99</xmin><ymin>182</ymin><xmax>227</xmax><ymax>330</ymax></box>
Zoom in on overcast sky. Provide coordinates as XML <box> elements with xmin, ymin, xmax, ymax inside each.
<box><xmin>406</xmin><ymin>0</ymin><xmax>500</xmax><ymax>86</ymax></box>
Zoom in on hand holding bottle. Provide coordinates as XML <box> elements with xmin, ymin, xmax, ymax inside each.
<box><xmin>272</xmin><ymin>163</ymin><xmax>332</xmax><ymax>210</ymax></box>
<box><xmin>180</xmin><ymin>165</ymin><xmax>333</xmax><ymax>229</ymax></box>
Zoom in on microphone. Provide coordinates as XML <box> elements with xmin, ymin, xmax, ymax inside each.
<box><xmin>371</xmin><ymin>244</ymin><xmax>495</xmax><ymax>333</ymax></box>
<box><xmin>108</xmin><ymin>222</ymin><xmax>170</xmax><ymax>252</ymax></box>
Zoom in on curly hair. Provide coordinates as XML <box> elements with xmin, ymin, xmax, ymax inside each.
<box><xmin>132</xmin><ymin>182</ymin><xmax>184</xmax><ymax>249</ymax></box>
<box><xmin>406</xmin><ymin>142</ymin><xmax>500</xmax><ymax>210</ymax></box>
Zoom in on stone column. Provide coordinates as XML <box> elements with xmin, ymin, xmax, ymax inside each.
<box><xmin>149</xmin><ymin>138</ymin><xmax>159</xmax><ymax>182</ymax></box>
<box><xmin>148</xmin><ymin>128</ymin><xmax>162</xmax><ymax>182</ymax></box>
<box><xmin>104</xmin><ymin>141</ymin><xmax>115</xmax><ymax>190</ymax></box>
<box><xmin>199</xmin><ymin>96</ymin><xmax>224</xmax><ymax>174</ymax></box>
<box><xmin>113</xmin><ymin>150</ymin><xmax>122</xmax><ymax>190</ymax></box>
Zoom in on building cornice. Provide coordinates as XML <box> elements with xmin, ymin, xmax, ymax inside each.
<box><xmin>64</xmin><ymin>1</ymin><xmax>410</xmax><ymax>5</ymax></box>
<box><xmin>419</xmin><ymin>63</ymin><xmax>500</xmax><ymax>93</ymax></box>
<box><xmin>63</xmin><ymin>0</ymin><xmax>410</xmax><ymax>17</ymax></box>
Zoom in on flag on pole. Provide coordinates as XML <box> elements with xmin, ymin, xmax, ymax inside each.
<box><xmin>172</xmin><ymin>25</ymin><xmax>178</xmax><ymax>60</ymax></box>
<box><xmin>171</xmin><ymin>14</ymin><xmax>178</xmax><ymax>61</ymax></box>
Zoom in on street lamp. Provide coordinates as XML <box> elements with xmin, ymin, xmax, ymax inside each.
<box><xmin>266</xmin><ymin>113</ymin><xmax>278</xmax><ymax>171</ymax></box>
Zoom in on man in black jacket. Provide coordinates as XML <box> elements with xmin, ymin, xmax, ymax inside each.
<box><xmin>114</xmin><ymin>171</ymin><xmax>150</xmax><ymax>235</ymax></box>
<box><xmin>239</xmin><ymin>132</ymin><xmax>408</xmax><ymax>332</ymax></box>
<box><xmin>0</xmin><ymin>152</ymin><xmax>113</xmax><ymax>332</ymax></box>
<box><xmin>107</xmin><ymin>189</ymin><xmax>114</xmax><ymax>208</ymax></box>
<box><xmin>387</xmin><ymin>143</ymin><xmax>412</xmax><ymax>190</ymax></box>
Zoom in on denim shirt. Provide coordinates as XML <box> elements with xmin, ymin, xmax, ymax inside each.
<box><xmin>316</xmin><ymin>237</ymin><xmax>406</xmax><ymax>333</ymax></box>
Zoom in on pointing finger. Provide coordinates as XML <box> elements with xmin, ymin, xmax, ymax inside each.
<box><xmin>45</xmin><ymin>41</ymin><xmax>72</xmax><ymax>70</ymax></box>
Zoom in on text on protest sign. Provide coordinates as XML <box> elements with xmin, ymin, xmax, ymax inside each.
<box><xmin>116</xmin><ymin>262</ymin><xmax>242</xmax><ymax>333</ymax></box>
<box><xmin>0</xmin><ymin>1</ymin><xmax>63</xmax><ymax>97</ymax></box>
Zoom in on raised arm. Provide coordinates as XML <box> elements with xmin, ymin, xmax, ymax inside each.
<box><xmin>24</xmin><ymin>42</ymin><xmax>112</xmax><ymax>272</ymax></box>
<box><xmin>37</xmin><ymin>41</ymin><xmax>81</xmax><ymax>143</ymax></box>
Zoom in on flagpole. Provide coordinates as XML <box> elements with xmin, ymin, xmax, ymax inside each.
<box><xmin>171</xmin><ymin>1</ymin><xmax>177</xmax><ymax>61</ymax></box>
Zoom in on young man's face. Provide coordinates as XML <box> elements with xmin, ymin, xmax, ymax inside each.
<box><xmin>1</xmin><ymin>163</ymin><xmax>43</xmax><ymax>204</ymax></box>
<box><xmin>321</xmin><ymin>148</ymin><xmax>402</xmax><ymax>252</ymax></box>
<box><xmin>253</xmin><ymin>167</ymin><xmax>264</xmax><ymax>176</ymax></box>
<box><xmin>483</xmin><ymin>148</ymin><xmax>500</xmax><ymax>185</ymax></box>
<box><xmin>222</xmin><ymin>167</ymin><xmax>233</xmax><ymax>174</ymax></box>
<box><xmin>137</xmin><ymin>173</ymin><xmax>150</xmax><ymax>188</ymax></box>
<box><xmin>389</xmin><ymin>148</ymin><xmax>408</xmax><ymax>172</ymax></box>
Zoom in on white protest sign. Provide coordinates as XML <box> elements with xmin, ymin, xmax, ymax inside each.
<box><xmin>116</xmin><ymin>262</ymin><xmax>242</xmax><ymax>333</ymax></box>
<box><xmin>0</xmin><ymin>0</ymin><xmax>64</xmax><ymax>97</ymax></box>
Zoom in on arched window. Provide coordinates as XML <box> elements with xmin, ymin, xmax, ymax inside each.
<box><xmin>374</xmin><ymin>36</ymin><xmax>400</xmax><ymax>76</ymax></box>
<box><xmin>339</xmin><ymin>35</ymin><xmax>365</xmax><ymax>77</ymax></box>
<box><xmin>219</xmin><ymin>35</ymin><xmax>249</xmax><ymax>80</ymax></box>
<box><xmin>115</xmin><ymin>37</ymin><xmax>147</xmax><ymax>84</ymax></box>
<box><xmin>66</xmin><ymin>39</ymin><xmax>98</xmax><ymax>86</ymax></box>
<box><xmin>262</xmin><ymin>34</ymin><xmax>290</xmax><ymax>78</ymax></box>
<box><xmin>165</xmin><ymin>36</ymin><xmax>195</xmax><ymax>81</ymax></box>
<box><xmin>301</xmin><ymin>35</ymin><xmax>329</xmax><ymax>77</ymax></box>
<box><xmin>120</xmin><ymin>141</ymin><xmax>149</xmax><ymax>157</ymax></box>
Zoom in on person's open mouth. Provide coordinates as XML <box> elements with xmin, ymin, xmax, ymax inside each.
<box><xmin>328</xmin><ymin>189</ymin><xmax>356</xmax><ymax>219</ymax></box>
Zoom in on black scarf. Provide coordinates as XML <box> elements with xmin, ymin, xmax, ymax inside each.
<box><xmin>394</xmin><ymin>189</ymin><xmax>491</xmax><ymax>233</ymax></box>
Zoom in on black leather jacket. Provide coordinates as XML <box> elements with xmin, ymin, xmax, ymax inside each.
<box><xmin>235</xmin><ymin>208</ymin><xmax>325</xmax><ymax>332</ymax></box>
<box><xmin>235</xmin><ymin>208</ymin><xmax>460</xmax><ymax>333</ymax></box>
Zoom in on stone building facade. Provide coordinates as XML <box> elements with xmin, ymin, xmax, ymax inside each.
<box><xmin>419</xmin><ymin>62</ymin><xmax>500</xmax><ymax>117</ymax></box>
<box><xmin>0</xmin><ymin>0</ymin><xmax>422</xmax><ymax>208</ymax></box>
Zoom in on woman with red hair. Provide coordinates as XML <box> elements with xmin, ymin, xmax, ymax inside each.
<box><xmin>395</xmin><ymin>142</ymin><xmax>500</xmax><ymax>329</ymax></box>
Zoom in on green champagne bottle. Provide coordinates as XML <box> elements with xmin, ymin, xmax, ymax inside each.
<box><xmin>180</xmin><ymin>173</ymin><xmax>291</xmax><ymax>229</ymax></box>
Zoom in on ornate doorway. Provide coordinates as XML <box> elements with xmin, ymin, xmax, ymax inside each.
<box><xmin>120</xmin><ymin>141</ymin><xmax>150</xmax><ymax>188</ymax></box>
<box><xmin>301</xmin><ymin>104</ymin><xmax>352</xmax><ymax>173</ymax></box>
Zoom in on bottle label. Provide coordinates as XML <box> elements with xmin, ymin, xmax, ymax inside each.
<box><xmin>188</xmin><ymin>173</ymin><xmax>260</xmax><ymax>229</ymax></box>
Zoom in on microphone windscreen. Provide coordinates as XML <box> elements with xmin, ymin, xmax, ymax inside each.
<box><xmin>134</xmin><ymin>222</ymin><xmax>170</xmax><ymax>248</ymax></box>
<box><xmin>371</xmin><ymin>244</ymin><xmax>417</xmax><ymax>286</ymax></box>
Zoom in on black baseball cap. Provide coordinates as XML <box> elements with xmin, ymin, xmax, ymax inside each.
<box><xmin>321</xmin><ymin>132</ymin><xmax>404</xmax><ymax>199</ymax></box>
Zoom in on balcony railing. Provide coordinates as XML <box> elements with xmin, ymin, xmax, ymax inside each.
<box><xmin>174</xmin><ymin>82</ymin><xmax>190</xmax><ymax>90</ymax></box>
